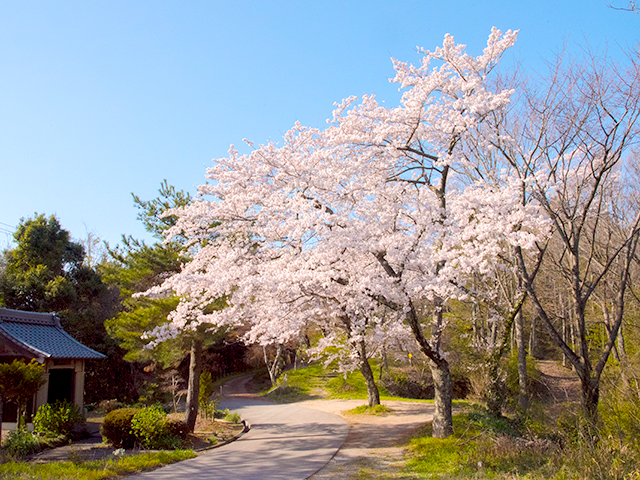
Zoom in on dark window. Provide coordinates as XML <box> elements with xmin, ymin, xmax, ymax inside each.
<box><xmin>47</xmin><ymin>369</ymin><xmax>73</xmax><ymax>404</ymax></box>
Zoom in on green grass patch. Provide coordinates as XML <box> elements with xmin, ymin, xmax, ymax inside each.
<box><xmin>345</xmin><ymin>404</ymin><xmax>393</xmax><ymax>415</ymax></box>
<box><xmin>405</xmin><ymin>410</ymin><xmax>560</xmax><ymax>479</ymax></box>
<box><xmin>0</xmin><ymin>450</ymin><xmax>196</xmax><ymax>480</ymax></box>
<box><xmin>261</xmin><ymin>363</ymin><xmax>468</xmax><ymax>406</ymax></box>
<box><xmin>262</xmin><ymin>364</ymin><xmax>331</xmax><ymax>402</ymax></box>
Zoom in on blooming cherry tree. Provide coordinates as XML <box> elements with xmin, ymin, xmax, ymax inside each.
<box><xmin>146</xmin><ymin>28</ymin><xmax>549</xmax><ymax>437</ymax></box>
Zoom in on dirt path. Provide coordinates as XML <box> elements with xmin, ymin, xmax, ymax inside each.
<box><xmin>300</xmin><ymin>399</ymin><xmax>433</xmax><ymax>479</ymax></box>
<box><xmin>536</xmin><ymin>359</ymin><xmax>581</xmax><ymax>420</ymax></box>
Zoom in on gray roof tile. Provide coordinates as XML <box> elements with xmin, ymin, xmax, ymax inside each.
<box><xmin>0</xmin><ymin>308</ymin><xmax>105</xmax><ymax>360</ymax></box>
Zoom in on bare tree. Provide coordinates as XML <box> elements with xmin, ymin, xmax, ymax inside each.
<box><xmin>515</xmin><ymin>51</ymin><xmax>640</xmax><ymax>429</ymax></box>
<box><xmin>609</xmin><ymin>1</ymin><xmax>639</xmax><ymax>14</ymax></box>
<box><xmin>467</xmin><ymin>47</ymin><xmax>640</xmax><ymax>429</ymax></box>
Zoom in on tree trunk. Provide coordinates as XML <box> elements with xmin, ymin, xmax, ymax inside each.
<box><xmin>618</xmin><ymin>324</ymin><xmax>627</xmax><ymax>360</ymax></box>
<box><xmin>580</xmin><ymin>374</ymin><xmax>600</xmax><ymax>439</ymax></box>
<box><xmin>486</xmin><ymin>363</ymin><xmax>505</xmax><ymax>417</ymax></box>
<box><xmin>429</xmin><ymin>358</ymin><xmax>454</xmax><ymax>437</ymax></box>
<box><xmin>264</xmin><ymin>344</ymin><xmax>283</xmax><ymax>386</ymax></box>
<box><xmin>529</xmin><ymin>315</ymin><xmax>536</xmax><ymax>358</ymax></box>
<box><xmin>515</xmin><ymin>309</ymin><xmax>528</xmax><ymax>410</ymax></box>
<box><xmin>357</xmin><ymin>340</ymin><xmax>380</xmax><ymax>407</ymax></box>
<box><xmin>0</xmin><ymin>398</ymin><xmax>3</xmax><ymax>442</ymax></box>
<box><xmin>184</xmin><ymin>337</ymin><xmax>203</xmax><ymax>433</ymax></box>
<box><xmin>400</xmin><ymin>300</ymin><xmax>454</xmax><ymax>438</ymax></box>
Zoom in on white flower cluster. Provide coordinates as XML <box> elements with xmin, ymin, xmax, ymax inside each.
<box><xmin>140</xmin><ymin>28</ymin><xmax>551</xmax><ymax>369</ymax></box>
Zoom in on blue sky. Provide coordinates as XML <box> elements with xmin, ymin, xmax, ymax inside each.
<box><xmin>0</xmin><ymin>1</ymin><xmax>638</xmax><ymax>250</ymax></box>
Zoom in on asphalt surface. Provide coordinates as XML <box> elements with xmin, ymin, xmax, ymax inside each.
<box><xmin>128</xmin><ymin>391</ymin><xmax>350</xmax><ymax>480</ymax></box>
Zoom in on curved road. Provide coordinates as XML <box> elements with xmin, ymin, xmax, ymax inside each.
<box><xmin>130</xmin><ymin>377</ymin><xmax>350</xmax><ymax>480</ymax></box>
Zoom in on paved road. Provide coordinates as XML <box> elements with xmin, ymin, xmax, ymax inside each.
<box><xmin>129</xmin><ymin>389</ymin><xmax>350</xmax><ymax>480</ymax></box>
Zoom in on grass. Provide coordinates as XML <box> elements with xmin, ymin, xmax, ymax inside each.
<box><xmin>404</xmin><ymin>408</ymin><xmax>566</xmax><ymax>480</ymax></box>
<box><xmin>262</xmin><ymin>364</ymin><xmax>329</xmax><ymax>402</ymax></box>
<box><xmin>261</xmin><ymin>362</ymin><xmax>421</xmax><ymax>403</ymax></box>
<box><xmin>262</xmin><ymin>362</ymin><xmax>469</xmax><ymax>409</ymax></box>
<box><xmin>0</xmin><ymin>450</ymin><xmax>196</xmax><ymax>480</ymax></box>
<box><xmin>345</xmin><ymin>404</ymin><xmax>393</xmax><ymax>415</ymax></box>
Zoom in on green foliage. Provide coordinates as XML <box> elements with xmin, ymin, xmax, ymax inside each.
<box><xmin>199</xmin><ymin>371</ymin><xmax>215</xmax><ymax>408</ymax></box>
<box><xmin>0</xmin><ymin>359</ymin><xmax>45</xmax><ymax>426</ymax></box>
<box><xmin>33</xmin><ymin>400</ymin><xmax>84</xmax><ymax>437</ymax></box>
<box><xmin>131</xmin><ymin>179</ymin><xmax>192</xmax><ymax>240</ymax></box>
<box><xmin>213</xmin><ymin>408</ymin><xmax>228</xmax><ymax>419</ymax></box>
<box><xmin>326</xmin><ymin>368</ymin><xmax>390</xmax><ymax>400</ymax></box>
<box><xmin>0</xmin><ymin>214</ymin><xmax>130</xmax><ymax>404</ymax></box>
<box><xmin>101</xmin><ymin>408</ymin><xmax>138</xmax><ymax>448</ymax></box>
<box><xmin>0</xmin><ymin>450</ymin><xmax>196</xmax><ymax>480</ymax></box>
<box><xmin>505</xmin><ymin>353</ymin><xmax>542</xmax><ymax>402</ymax></box>
<box><xmin>223</xmin><ymin>412</ymin><xmax>241</xmax><ymax>424</ymax></box>
<box><xmin>130</xmin><ymin>405</ymin><xmax>169</xmax><ymax>449</ymax></box>
<box><xmin>104</xmin><ymin>296</ymin><xmax>182</xmax><ymax>365</ymax></box>
<box><xmin>101</xmin><ymin>182</ymin><xmax>196</xmax><ymax>384</ymax></box>
<box><xmin>165</xmin><ymin>418</ymin><xmax>189</xmax><ymax>441</ymax></box>
<box><xmin>0</xmin><ymin>214</ymin><xmax>86</xmax><ymax>312</ymax></box>
<box><xmin>2</xmin><ymin>429</ymin><xmax>43</xmax><ymax>458</ymax></box>
<box><xmin>380</xmin><ymin>369</ymin><xmax>436</xmax><ymax>400</ymax></box>
<box><xmin>100</xmin><ymin>406</ymin><xmax>188</xmax><ymax>450</ymax></box>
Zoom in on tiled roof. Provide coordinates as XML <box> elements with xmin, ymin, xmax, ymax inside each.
<box><xmin>0</xmin><ymin>308</ymin><xmax>105</xmax><ymax>360</ymax></box>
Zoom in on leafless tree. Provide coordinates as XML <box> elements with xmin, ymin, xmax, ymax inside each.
<box><xmin>469</xmin><ymin>47</ymin><xmax>640</xmax><ymax>429</ymax></box>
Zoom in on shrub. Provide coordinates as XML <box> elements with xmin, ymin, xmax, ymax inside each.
<box><xmin>199</xmin><ymin>371</ymin><xmax>215</xmax><ymax>407</ymax></box>
<box><xmin>166</xmin><ymin>418</ymin><xmax>189</xmax><ymax>441</ymax></box>
<box><xmin>3</xmin><ymin>428</ymin><xmax>43</xmax><ymax>457</ymax></box>
<box><xmin>131</xmin><ymin>405</ymin><xmax>168</xmax><ymax>449</ymax></box>
<box><xmin>224</xmin><ymin>412</ymin><xmax>241</xmax><ymax>424</ymax></box>
<box><xmin>380</xmin><ymin>371</ymin><xmax>434</xmax><ymax>399</ymax></box>
<box><xmin>33</xmin><ymin>400</ymin><xmax>84</xmax><ymax>437</ymax></box>
<box><xmin>213</xmin><ymin>409</ymin><xmax>228</xmax><ymax>419</ymax></box>
<box><xmin>101</xmin><ymin>408</ymin><xmax>138</xmax><ymax>448</ymax></box>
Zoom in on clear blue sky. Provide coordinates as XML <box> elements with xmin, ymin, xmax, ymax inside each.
<box><xmin>0</xmin><ymin>1</ymin><xmax>638</xmax><ymax>249</ymax></box>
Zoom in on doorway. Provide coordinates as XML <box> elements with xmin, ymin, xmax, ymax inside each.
<box><xmin>47</xmin><ymin>369</ymin><xmax>73</xmax><ymax>404</ymax></box>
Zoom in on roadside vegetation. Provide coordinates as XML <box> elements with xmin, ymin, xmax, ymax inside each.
<box><xmin>0</xmin><ymin>450</ymin><xmax>196</xmax><ymax>480</ymax></box>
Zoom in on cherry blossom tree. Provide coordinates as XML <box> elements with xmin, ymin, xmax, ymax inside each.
<box><xmin>146</xmin><ymin>28</ymin><xmax>550</xmax><ymax>438</ymax></box>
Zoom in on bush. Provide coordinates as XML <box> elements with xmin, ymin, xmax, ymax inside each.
<box><xmin>3</xmin><ymin>428</ymin><xmax>43</xmax><ymax>457</ymax></box>
<box><xmin>166</xmin><ymin>418</ymin><xmax>189</xmax><ymax>441</ymax></box>
<box><xmin>380</xmin><ymin>371</ymin><xmax>434</xmax><ymax>399</ymax></box>
<box><xmin>101</xmin><ymin>408</ymin><xmax>138</xmax><ymax>448</ymax></box>
<box><xmin>33</xmin><ymin>400</ymin><xmax>83</xmax><ymax>437</ymax></box>
<box><xmin>213</xmin><ymin>409</ymin><xmax>228</xmax><ymax>419</ymax></box>
<box><xmin>131</xmin><ymin>405</ymin><xmax>167</xmax><ymax>449</ymax></box>
<box><xmin>224</xmin><ymin>412</ymin><xmax>241</xmax><ymax>424</ymax></box>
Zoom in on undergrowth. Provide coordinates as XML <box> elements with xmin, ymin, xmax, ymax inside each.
<box><xmin>406</xmin><ymin>410</ymin><xmax>557</xmax><ymax>479</ymax></box>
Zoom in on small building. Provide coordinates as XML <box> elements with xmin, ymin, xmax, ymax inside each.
<box><xmin>0</xmin><ymin>307</ymin><xmax>105</xmax><ymax>429</ymax></box>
